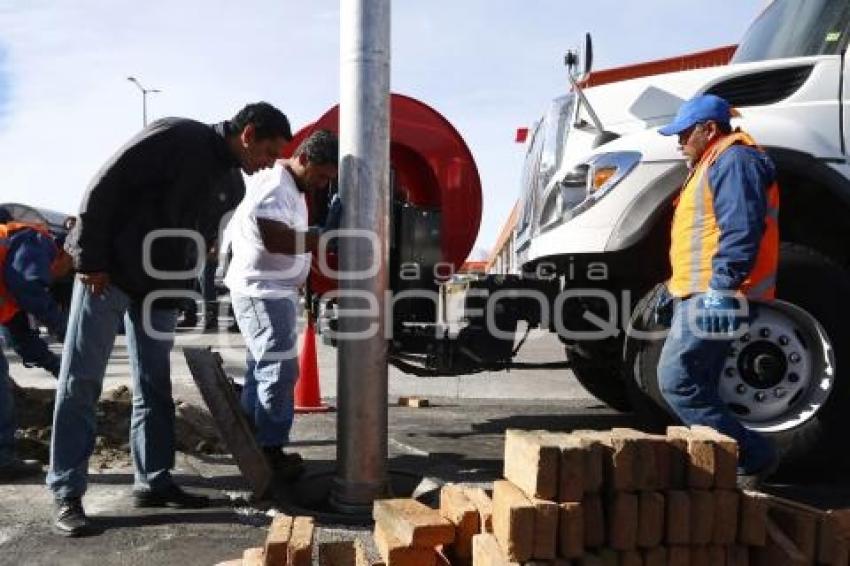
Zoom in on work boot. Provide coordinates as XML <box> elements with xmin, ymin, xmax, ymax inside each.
<box><xmin>53</xmin><ymin>497</ymin><xmax>91</xmax><ymax>537</ymax></box>
<box><xmin>0</xmin><ymin>458</ymin><xmax>42</xmax><ymax>481</ymax></box>
<box><xmin>132</xmin><ymin>483</ymin><xmax>209</xmax><ymax>509</ymax></box>
<box><xmin>263</xmin><ymin>447</ymin><xmax>305</xmax><ymax>482</ymax></box>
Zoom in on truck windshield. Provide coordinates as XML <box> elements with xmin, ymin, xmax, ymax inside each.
<box><xmin>732</xmin><ymin>0</ymin><xmax>850</xmax><ymax>64</ymax></box>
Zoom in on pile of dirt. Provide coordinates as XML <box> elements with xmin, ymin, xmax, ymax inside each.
<box><xmin>13</xmin><ymin>383</ymin><xmax>228</xmax><ymax>470</ymax></box>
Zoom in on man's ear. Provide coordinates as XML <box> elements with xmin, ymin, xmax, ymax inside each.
<box><xmin>241</xmin><ymin>124</ymin><xmax>256</xmax><ymax>146</ymax></box>
<box><xmin>298</xmin><ymin>153</ymin><xmax>308</xmax><ymax>166</ymax></box>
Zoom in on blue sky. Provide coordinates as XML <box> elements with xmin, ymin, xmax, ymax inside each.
<box><xmin>0</xmin><ymin>1</ymin><xmax>763</xmax><ymax>255</ymax></box>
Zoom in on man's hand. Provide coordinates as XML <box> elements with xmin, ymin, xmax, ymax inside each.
<box><xmin>80</xmin><ymin>272</ymin><xmax>110</xmax><ymax>296</ymax></box>
<box><xmin>696</xmin><ymin>289</ymin><xmax>743</xmax><ymax>335</ymax></box>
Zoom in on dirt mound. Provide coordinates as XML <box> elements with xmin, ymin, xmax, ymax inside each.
<box><xmin>13</xmin><ymin>383</ymin><xmax>227</xmax><ymax>470</ymax></box>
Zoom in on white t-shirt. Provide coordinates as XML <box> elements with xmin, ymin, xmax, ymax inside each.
<box><xmin>224</xmin><ymin>162</ymin><xmax>310</xmax><ymax>297</ymax></box>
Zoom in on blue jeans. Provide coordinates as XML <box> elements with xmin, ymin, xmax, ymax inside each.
<box><xmin>47</xmin><ymin>279</ymin><xmax>178</xmax><ymax>499</ymax></box>
<box><xmin>0</xmin><ymin>347</ymin><xmax>15</xmax><ymax>466</ymax></box>
<box><xmin>658</xmin><ymin>295</ymin><xmax>776</xmax><ymax>474</ymax></box>
<box><xmin>231</xmin><ymin>292</ymin><xmax>298</xmax><ymax>448</ymax></box>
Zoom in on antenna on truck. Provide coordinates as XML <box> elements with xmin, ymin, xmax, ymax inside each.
<box><xmin>565</xmin><ymin>33</ymin><xmax>616</xmax><ymax>146</ymax></box>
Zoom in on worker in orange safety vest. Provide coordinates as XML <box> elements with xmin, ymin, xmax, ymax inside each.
<box><xmin>655</xmin><ymin>94</ymin><xmax>779</xmax><ymax>488</ymax></box>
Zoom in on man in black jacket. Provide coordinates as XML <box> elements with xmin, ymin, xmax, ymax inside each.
<box><xmin>47</xmin><ymin>102</ymin><xmax>292</xmax><ymax>537</ymax></box>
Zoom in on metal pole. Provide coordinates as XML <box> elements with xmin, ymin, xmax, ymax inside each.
<box><xmin>331</xmin><ymin>0</ymin><xmax>391</xmax><ymax>513</ymax></box>
<box><xmin>142</xmin><ymin>92</ymin><xmax>148</xmax><ymax>127</ymax></box>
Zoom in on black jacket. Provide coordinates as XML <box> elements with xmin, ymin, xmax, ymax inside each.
<box><xmin>65</xmin><ymin>118</ymin><xmax>245</xmax><ymax>298</ymax></box>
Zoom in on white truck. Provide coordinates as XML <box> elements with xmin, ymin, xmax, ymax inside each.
<box><xmin>504</xmin><ymin>0</ymin><xmax>850</xmax><ymax>469</ymax></box>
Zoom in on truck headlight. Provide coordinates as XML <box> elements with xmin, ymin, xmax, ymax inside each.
<box><xmin>539</xmin><ymin>151</ymin><xmax>641</xmax><ymax>230</ymax></box>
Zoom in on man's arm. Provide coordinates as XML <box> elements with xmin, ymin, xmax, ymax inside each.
<box><xmin>257</xmin><ymin>218</ymin><xmax>320</xmax><ymax>255</ymax></box>
<box><xmin>708</xmin><ymin>145</ymin><xmax>774</xmax><ymax>292</ymax></box>
<box><xmin>4</xmin><ymin>233</ymin><xmax>66</xmax><ymax>339</ymax></box>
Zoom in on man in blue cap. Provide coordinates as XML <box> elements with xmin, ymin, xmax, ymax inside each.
<box><xmin>656</xmin><ymin>94</ymin><xmax>780</xmax><ymax>487</ymax></box>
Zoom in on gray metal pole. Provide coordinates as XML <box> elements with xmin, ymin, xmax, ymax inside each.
<box><xmin>331</xmin><ymin>0</ymin><xmax>391</xmax><ymax>512</ymax></box>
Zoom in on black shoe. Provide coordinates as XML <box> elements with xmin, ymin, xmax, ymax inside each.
<box><xmin>263</xmin><ymin>447</ymin><xmax>305</xmax><ymax>482</ymax></box>
<box><xmin>0</xmin><ymin>458</ymin><xmax>42</xmax><ymax>481</ymax></box>
<box><xmin>53</xmin><ymin>497</ymin><xmax>91</xmax><ymax>537</ymax></box>
<box><xmin>132</xmin><ymin>484</ymin><xmax>209</xmax><ymax>509</ymax></box>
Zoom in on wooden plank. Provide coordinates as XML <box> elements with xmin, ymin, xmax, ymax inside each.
<box><xmin>183</xmin><ymin>348</ymin><xmax>272</xmax><ymax>497</ymax></box>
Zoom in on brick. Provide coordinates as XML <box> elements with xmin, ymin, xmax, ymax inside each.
<box><xmin>707</xmin><ymin>546</ymin><xmax>726</xmax><ymax>566</ymax></box>
<box><xmin>645</xmin><ymin>434</ymin><xmax>672</xmax><ymax>490</ymax></box>
<box><xmin>243</xmin><ymin>547</ymin><xmax>265</xmax><ymax>566</ymax></box>
<box><xmin>607</xmin><ymin>429</ymin><xmax>640</xmax><ymax>492</ymax></box>
<box><xmin>492</xmin><ymin>480</ymin><xmax>536</xmax><ymax>562</ymax></box>
<box><xmin>472</xmin><ymin>533</ymin><xmax>520</xmax><ymax>566</ymax></box>
<box><xmin>608</xmin><ymin>492</ymin><xmax>639</xmax><ymax>550</ymax></box>
<box><xmin>439</xmin><ymin>484</ymin><xmax>479</xmax><ymax>564</ymax></box>
<box><xmin>287</xmin><ymin>516</ymin><xmax>315</xmax><ymax>566</ymax></box>
<box><xmin>689</xmin><ymin>546</ymin><xmax>709</xmax><ymax>566</ymax></box>
<box><xmin>667</xmin><ymin>546</ymin><xmax>690</xmax><ymax>566</ymax></box>
<box><xmin>504</xmin><ymin>430</ymin><xmax>560</xmax><ymax>500</ymax></box>
<box><xmin>373</xmin><ymin>498</ymin><xmax>455</xmax><ymax>548</ymax></box>
<box><xmin>667</xmin><ymin>427</ymin><xmax>713</xmax><ymax>489</ymax></box>
<box><xmin>374</xmin><ymin>523</ymin><xmax>437</xmax><ymax>566</ymax></box>
<box><xmin>666</xmin><ymin>491</ymin><xmax>690</xmax><ymax>545</ymax></box>
<box><xmin>819</xmin><ymin>509</ymin><xmax>850</xmax><ymax>565</ymax></box>
<box><xmin>637</xmin><ymin>491</ymin><xmax>665</xmax><ymax>548</ymax></box>
<box><xmin>712</xmin><ymin>490</ymin><xmax>739</xmax><ymax>545</ymax></box>
<box><xmin>726</xmin><ymin>545</ymin><xmax>750</xmax><ymax>566</ymax></box>
<box><xmin>751</xmin><ymin>518</ymin><xmax>808</xmax><ymax>566</ymax></box>
<box><xmin>738</xmin><ymin>491</ymin><xmax>768</xmax><ymax>546</ymax></box>
<box><xmin>621</xmin><ymin>550</ymin><xmax>644</xmax><ymax>566</ymax></box>
<box><xmin>584</xmin><ymin>494</ymin><xmax>606</xmax><ymax>548</ymax></box>
<box><xmin>643</xmin><ymin>546</ymin><xmax>667</xmax><ymax>566</ymax></box>
<box><xmin>768</xmin><ymin>504</ymin><xmax>817</xmax><ymax>562</ymax></box>
<box><xmin>532</xmin><ymin>498</ymin><xmax>559</xmax><ymax>560</ymax></box>
<box><xmin>537</xmin><ymin>433</ymin><xmax>585</xmax><ymax>502</ymax></box>
<box><xmin>559</xmin><ymin>502</ymin><xmax>584</xmax><ymax>559</ymax></box>
<box><xmin>319</xmin><ymin>541</ymin><xmax>357</xmax><ymax>566</ymax></box>
<box><xmin>398</xmin><ymin>396</ymin><xmax>429</xmax><ymax>408</ymax></box>
<box><xmin>578</xmin><ymin>435</ymin><xmax>606</xmax><ymax>493</ymax></box>
<box><xmin>690</xmin><ymin>425</ymin><xmax>737</xmax><ymax>489</ymax></box>
<box><xmin>264</xmin><ymin>513</ymin><xmax>293</xmax><ymax>566</ymax></box>
<box><xmin>354</xmin><ymin>539</ymin><xmax>372</xmax><ymax>566</ymax></box>
<box><xmin>461</xmin><ymin>486</ymin><xmax>493</xmax><ymax>533</ymax></box>
<box><xmin>665</xmin><ymin>435</ymin><xmax>688</xmax><ymax>489</ymax></box>
<box><xmin>689</xmin><ymin>490</ymin><xmax>714</xmax><ymax>545</ymax></box>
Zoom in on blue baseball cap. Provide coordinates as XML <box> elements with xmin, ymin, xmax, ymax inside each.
<box><xmin>659</xmin><ymin>94</ymin><xmax>736</xmax><ymax>136</ymax></box>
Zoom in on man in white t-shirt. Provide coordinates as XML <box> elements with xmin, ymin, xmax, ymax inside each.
<box><xmin>225</xmin><ymin>130</ymin><xmax>338</xmax><ymax>479</ymax></box>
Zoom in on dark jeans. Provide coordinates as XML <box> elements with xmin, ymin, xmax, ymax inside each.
<box><xmin>658</xmin><ymin>295</ymin><xmax>776</xmax><ymax>474</ymax></box>
<box><xmin>47</xmin><ymin>279</ymin><xmax>178</xmax><ymax>499</ymax></box>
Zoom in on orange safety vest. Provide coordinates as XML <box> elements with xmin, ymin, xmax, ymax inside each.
<box><xmin>0</xmin><ymin>222</ymin><xmax>56</xmax><ymax>324</ymax></box>
<box><xmin>668</xmin><ymin>130</ymin><xmax>779</xmax><ymax>300</ymax></box>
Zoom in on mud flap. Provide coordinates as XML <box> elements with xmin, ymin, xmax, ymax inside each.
<box><xmin>183</xmin><ymin>347</ymin><xmax>272</xmax><ymax>498</ymax></box>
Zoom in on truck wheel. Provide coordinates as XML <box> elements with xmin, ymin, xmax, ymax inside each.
<box><xmin>626</xmin><ymin>244</ymin><xmax>850</xmax><ymax>475</ymax></box>
<box><xmin>567</xmin><ymin>342</ymin><xmax>632</xmax><ymax>412</ymax></box>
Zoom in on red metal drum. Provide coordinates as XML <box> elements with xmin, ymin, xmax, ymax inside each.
<box><xmin>284</xmin><ymin>94</ymin><xmax>482</xmax><ymax>294</ymax></box>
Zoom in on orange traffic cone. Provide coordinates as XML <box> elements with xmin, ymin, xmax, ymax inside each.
<box><xmin>295</xmin><ymin>315</ymin><xmax>331</xmax><ymax>413</ymax></box>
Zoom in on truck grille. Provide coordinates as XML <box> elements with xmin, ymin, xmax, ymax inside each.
<box><xmin>706</xmin><ymin>65</ymin><xmax>813</xmax><ymax>106</ymax></box>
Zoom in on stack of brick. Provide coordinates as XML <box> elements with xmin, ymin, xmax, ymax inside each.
<box><xmin>473</xmin><ymin>426</ymin><xmax>778</xmax><ymax>565</ymax></box>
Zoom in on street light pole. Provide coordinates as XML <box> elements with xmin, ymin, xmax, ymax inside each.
<box><xmin>127</xmin><ymin>76</ymin><xmax>161</xmax><ymax>127</ymax></box>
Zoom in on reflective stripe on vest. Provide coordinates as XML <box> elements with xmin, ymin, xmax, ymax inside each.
<box><xmin>668</xmin><ymin>130</ymin><xmax>780</xmax><ymax>300</ymax></box>
<box><xmin>0</xmin><ymin>222</ymin><xmax>55</xmax><ymax>324</ymax></box>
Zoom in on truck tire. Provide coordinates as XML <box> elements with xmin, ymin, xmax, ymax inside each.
<box><xmin>625</xmin><ymin>243</ymin><xmax>850</xmax><ymax>475</ymax></box>
<box><xmin>567</xmin><ymin>342</ymin><xmax>632</xmax><ymax>412</ymax></box>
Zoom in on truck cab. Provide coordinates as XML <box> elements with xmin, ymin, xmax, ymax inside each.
<box><xmin>514</xmin><ymin>0</ymin><xmax>850</xmax><ymax>469</ymax></box>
